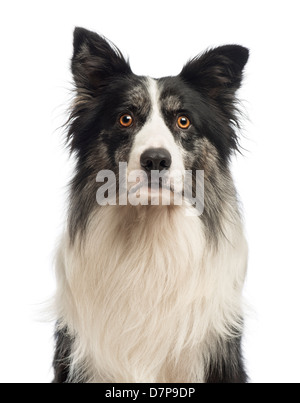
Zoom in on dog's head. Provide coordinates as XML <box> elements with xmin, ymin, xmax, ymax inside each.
<box><xmin>67</xmin><ymin>27</ymin><xmax>248</xmax><ymax>231</ymax></box>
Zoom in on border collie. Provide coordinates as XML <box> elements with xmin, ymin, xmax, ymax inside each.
<box><xmin>52</xmin><ymin>27</ymin><xmax>249</xmax><ymax>383</ymax></box>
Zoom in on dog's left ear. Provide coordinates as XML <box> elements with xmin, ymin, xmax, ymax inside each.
<box><xmin>71</xmin><ymin>27</ymin><xmax>132</xmax><ymax>91</ymax></box>
<box><xmin>180</xmin><ymin>45</ymin><xmax>249</xmax><ymax>99</ymax></box>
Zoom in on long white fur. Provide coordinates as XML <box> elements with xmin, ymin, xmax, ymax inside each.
<box><xmin>54</xmin><ymin>79</ymin><xmax>248</xmax><ymax>383</ymax></box>
<box><xmin>55</xmin><ymin>203</ymin><xmax>247</xmax><ymax>382</ymax></box>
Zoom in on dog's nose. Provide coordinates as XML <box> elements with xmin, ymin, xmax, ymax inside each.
<box><xmin>140</xmin><ymin>148</ymin><xmax>172</xmax><ymax>172</ymax></box>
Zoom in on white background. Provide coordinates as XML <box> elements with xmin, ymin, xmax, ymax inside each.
<box><xmin>1</xmin><ymin>0</ymin><xmax>299</xmax><ymax>383</ymax></box>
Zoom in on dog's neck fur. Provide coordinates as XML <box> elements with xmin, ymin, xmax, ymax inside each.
<box><xmin>55</xmin><ymin>203</ymin><xmax>247</xmax><ymax>382</ymax></box>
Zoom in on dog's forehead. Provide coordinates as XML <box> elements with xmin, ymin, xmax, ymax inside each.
<box><xmin>158</xmin><ymin>77</ymin><xmax>185</xmax><ymax>112</ymax></box>
<box><xmin>127</xmin><ymin>78</ymin><xmax>149</xmax><ymax>106</ymax></box>
<box><xmin>160</xmin><ymin>92</ymin><xmax>182</xmax><ymax>113</ymax></box>
<box><xmin>126</xmin><ymin>75</ymin><xmax>183</xmax><ymax>113</ymax></box>
<box><xmin>115</xmin><ymin>76</ymin><xmax>151</xmax><ymax>119</ymax></box>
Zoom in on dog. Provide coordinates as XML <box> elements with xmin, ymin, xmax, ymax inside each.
<box><xmin>52</xmin><ymin>27</ymin><xmax>249</xmax><ymax>383</ymax></box>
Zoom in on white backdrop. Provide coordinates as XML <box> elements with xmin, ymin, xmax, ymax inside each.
<box><xmin>1</xmin><ymin>0</ymin><xmax>299</xmax><ymax>383</ymax></box>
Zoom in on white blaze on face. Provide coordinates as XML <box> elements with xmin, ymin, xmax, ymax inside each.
<box><xmin>127</xmin><ymin>78</ymin><xmax>185</xmax><ymax>204</ymax></box>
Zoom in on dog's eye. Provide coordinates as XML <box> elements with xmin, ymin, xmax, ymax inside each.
<box><xmin>119</xmin><ymin>114</ymin><xmax>133</xmax><ymax>127</ymax></box>
<box><xmin>177</xmin><ymin>116</ymin><xmax>191</xmax><ymax>129</ymax></box>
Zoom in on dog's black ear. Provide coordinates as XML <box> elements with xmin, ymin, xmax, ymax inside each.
<box><xmin>180</xmin><ymin>45</ymin><xmax>249</xmax><ymax>99</ymax></box>
<box><xmin>71</xmin><ymin>27</ymin><xmax>132</xmax><ymax>90</ymax></box>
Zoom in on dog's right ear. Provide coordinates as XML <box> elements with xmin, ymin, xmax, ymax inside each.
<box><xmin>71</xmin><ymin>27</ymin><xmax>131</xmax><ymax>91</ymax></box>
<box><xmin>180</xmin><ymin>45</ymin><xmax>249</xmax><ymax>99</ymax></box>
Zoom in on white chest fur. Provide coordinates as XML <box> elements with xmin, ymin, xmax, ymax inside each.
<box><xmin>55</xmin><ymin>204</ymin><xmax>247</xmax><ymax>382</ymax></box>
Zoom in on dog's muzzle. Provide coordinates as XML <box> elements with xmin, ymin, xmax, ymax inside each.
<box><xmin>140</xmin><ymin>148</ymin><xmax>172</xmax><ymax>173</ymax></box>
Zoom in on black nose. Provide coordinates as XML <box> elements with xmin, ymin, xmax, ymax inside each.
<box><xmin>140</xmin><ymin>148</ymin><xmax>172</xmax><ymax>172</ymax></box>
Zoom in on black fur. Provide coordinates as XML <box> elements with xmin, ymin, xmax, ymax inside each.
<box><xmin>52</xmin><ymin>326</ymin><xmax>73</xmax><ymax>383</ymax></box>
<box><xmin>205</xmin><ymin>335</ymin><xmax>248</xmax><ymax>383</ymax></box>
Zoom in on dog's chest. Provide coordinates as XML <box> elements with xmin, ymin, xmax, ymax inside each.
<box><xmin>65</xmin><ymin>206</ymin><xmax>208</xmax><ymax>381</ymax></box>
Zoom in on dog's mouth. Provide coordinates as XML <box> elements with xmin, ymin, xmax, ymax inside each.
<box><xmin>128</xmin><ymin>177</ymin><xmax>174</xmax><ymax>195</ymax></box>
<box><xmin>126</xmin><ymin>174</ymin><xmax>185</xmax><ymax>207</ymax></box>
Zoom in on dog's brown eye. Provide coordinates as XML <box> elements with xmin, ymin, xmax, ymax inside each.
<box><xmin>120</xmin><ymin>114</ymin><xmax>133</xmax><ymax>127</ymax></box>
<box><xmin>177</xmin><ymin>116</ymin><xmax>191</xmax><ymax>129</ymax></box>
